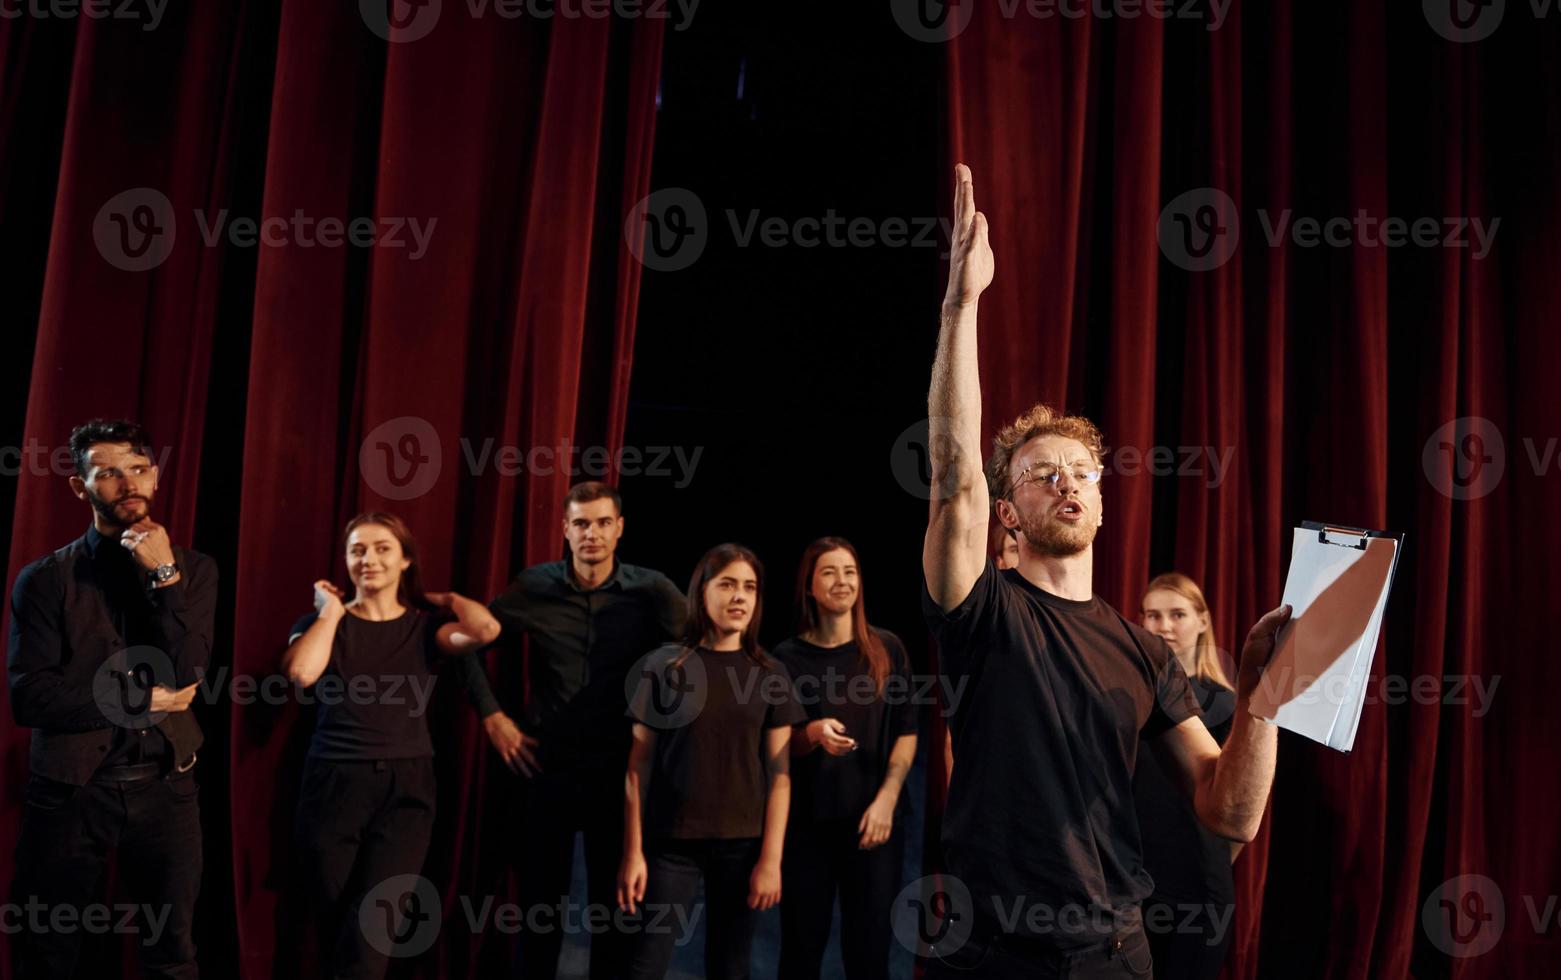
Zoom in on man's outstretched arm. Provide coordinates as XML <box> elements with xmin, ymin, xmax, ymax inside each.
<box><xmin>925</xmin><ymin>164</ymin><xmax>996</xmax><ymax>613</ymax></box>
<box><xmin>1151</xmin><ymin>604</ymin><xmax>1292</xmax><ymax>841</ymax></box>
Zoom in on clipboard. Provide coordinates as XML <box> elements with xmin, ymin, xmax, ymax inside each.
<box><xmin>1247</xmin><ymin>521</ymin><xmax>1404</xmax><ymax>752</ymax></box>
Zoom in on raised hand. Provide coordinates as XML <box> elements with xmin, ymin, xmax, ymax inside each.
<box><xmin>313</xmin><ymin>579</ymin><xmax>346</xmax><ymax>618</ymax></box>
<box><xmin>944</xmin><ymin>163</ymin><xmax>994</xmax><ymax>309</ymax></box>
<box><xmin>120</xmin><ymin>518</ymin><xmax>176</xmax><ymax>572</ymax></box>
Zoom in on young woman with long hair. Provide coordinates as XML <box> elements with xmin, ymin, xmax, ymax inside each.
<box><xmin>282</xmin><ymin>512</ymin><xmax>500</xmax><ymax>980</ymax></box>
<box><xmin>1134</xmin><ymin>571</ymin><xmax>1238</xmax><ymax>980</ymax></box>
<box><xmin>774</xmin><ymin>537</ymin><xmax>918</xmax><ymax>980</ymax></box>
<box><xmin>618</xmin><ymin>543</ymin><xmax>804</xmax><ymax>980</ymax></box>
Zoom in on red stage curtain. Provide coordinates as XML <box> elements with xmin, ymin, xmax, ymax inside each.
<box><xmin>945</xmin><ymin>3</ymin><xmax>1558</xmax><ymax>979</ymax></box>
<box><xmin>0</xmin><ymin>3</ymin><xmax>663</xmax><ymax>977</ymax></box>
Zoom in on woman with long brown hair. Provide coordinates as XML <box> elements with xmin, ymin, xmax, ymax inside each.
<box><xmin>774</xmin><ymin>537</ymin><xmax>918</xmax><ymax>980</ymax></box>
<box><xmin>1134</xmin><ymin>571</ymin><xmax>1238</xmax><ymax>980</ymax></box>
<box><xmin>282</xmin><ymin>511</ymin><xmax>500</xmax><ymax>980</ymax></box>
<box><xmin>618</xmin><ymin>543</ymin><xmax>804</xmax><ymax>980</ymax></box>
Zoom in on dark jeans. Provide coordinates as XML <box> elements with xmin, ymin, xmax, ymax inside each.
<box><xmin>509</xmin><ymin>760</ymin><xmax>630</xmax><ymax>980</ymax></box>
<box><xmin>921</xmin><ymin>917</ymin><xmax>1153</xmax><ymax>980</ymax></box>
<box><xmin>294</xmin><ymin>756</ymin><xmax>437</xmax><ymax>980</ymax></box>
<box><xmin>1142</xmin><ymin>896</ymin><xmax>1233</xmax><ymax>980</ymax></box>
<box><xmin>627</xmin><ymin>837</ymin><xmax>762</xmax><ymax>980</ymax></box>
<box><xmin>10</xmin><ymin>767</ymin><xmax>203</xmax><ymax>980</ymax></box>
<box><xmin>778</xmin><ymin>817</ymin><xmax>903</xmax><ymax>980</ymax></box>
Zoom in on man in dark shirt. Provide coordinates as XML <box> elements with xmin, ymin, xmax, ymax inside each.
<box><xmin>918</xmin><ymin>167</ymin><xmax>1290</xmax><ymax>978</ymax></box>
<box><xmin>452</xmin><ymin>481</ymin><xmax>685</xmax><ymax>980</ymax></box>
<box><xmin>7</xmin><ymin>419</ymin><xmax>217</xmax><ymax>980</ymax></box>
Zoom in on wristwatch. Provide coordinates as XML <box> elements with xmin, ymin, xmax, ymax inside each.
<box><xmin>150</xmin><ymin>563</ymin><xmax>179</xmax><ymax>586</ymax></box>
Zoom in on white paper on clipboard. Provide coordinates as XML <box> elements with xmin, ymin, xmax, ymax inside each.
<box><xmin>1247</xmin><ymin>523</ymin><xmax>1403</xmax><ymax>752</ymax></box>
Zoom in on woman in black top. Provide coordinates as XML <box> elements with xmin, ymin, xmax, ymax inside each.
<box><xmin>618</xmin><ymin>543</ymin><xmax>804</xmax><ymax>980</ymax></box>
<box><xmin>774</xmin><ymin>537</ymin><xmax>918</xmax><ymax>980</ymax></box>
<box><xmin>1133</xmin><ymin>572</ymin><xmax>1239</xmax><ymax>980</ymax></box>
<box><xmin>282</xmin><ymin>511</ymin><xmax>500</xmax><ymax>980</ymax></box>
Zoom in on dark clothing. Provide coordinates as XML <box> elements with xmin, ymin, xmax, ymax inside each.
<box><xmin>1135</xmin><ymin>676</ymin><xmax>1237</xmax><ymax>979</ymax></box>
<box><xmin>508</xmin><ymin>765</ymin><xmax>630</xmax><ymax>980</ymax></box>
<box><xmin>778</xmin><ymin>817</ymin><xmax>904</xmax><ymax>980</ymax></box>
<box><xmin>772</xmin><ymin>630</ymin><xmax>919</xmax><ymax>823</ymax></box>
<box><xmin>8</xmin><ymin>527</ymin><xmax>215</xmax><ymax>785</ymax></box>
<box><xmin>11</xmin><ymin>766</ymin><xmax>204</xmax><ymax>980</ymax></box>
<box><xmin>294</xmin><ymin>756</ymin><xmax>437</xmax><ymax>980</ymax></box>
<box><xmin>628</xmin><ymin>645</ymin><xmax>806</xmax><ymax>840</ymax></box>
<box><xmin>627</xmin><ymin>837</ymin><xmax>762</xmax><ymax>980</ymax></box>
<box><xmin>921</xmin><ymin>917</ymin><xmax>1154</xmax><ymax>979</ymax></box>
<box><xmin>7</xmin><ymin>527</ymin><xmax>213</xmax><ymax>980</ymax></box>
<box><xmin>288</xmin><ymin>609</ymin><xmax>445</xmax><ymax>761</ymax></box>
<box><xmin>922</xmin><ymin>560</ymin><xmax>1200</xmax><ymax>950</ymax></box>
<box><xmin>773</xmin><ymin>630</ymin><xmax>917</xmax><ymax>980</ymax></box>
<box><xmin>452</xmin><ymin>558</ymin><xmax>686</xmax><ymax>767</ymax></box>
<box><xmin>451</xmin><ymin>558</ymin><xmax>683</xmax><ymax>980</ymax></box>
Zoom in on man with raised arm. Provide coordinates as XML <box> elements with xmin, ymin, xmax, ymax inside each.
<box><xmin>919</xmin><ymin>165</ymin><xmax>1290</xmax><ymax>979</ymax></box>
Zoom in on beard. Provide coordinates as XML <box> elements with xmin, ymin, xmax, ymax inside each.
<box><xmin>89</xmin><ymin>489</ymin><xmax>153</xmax><ymax>530</ymax></box>
<box><xmin>1014</xmin><ymin>499</ymin><xmax>1098</xmax><ymax>558</ymax></box>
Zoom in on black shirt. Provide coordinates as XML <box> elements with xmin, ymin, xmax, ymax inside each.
<box><xmin>1134</xmin><ymin>674</ymin><xmax>1237</xmax><ymax>906</ymax></box>
<box><xmin>628</xmin><ymin>644</ymin><xmax>806</xmax><ymax>840</ymax></box>
<box><xmin>452</xmin><ymin>559</ymin><xmax>686</xmax><ymax>765</ymax></box>
<box><xmin>289</xmin><ymin>609</ymin><xmax>446</xmax><ymax>760</ymax></box>
<box><xmin>8</xmin><ymin>526</ymin><xmax>217</xmax><ymax>774</ymax></box>
<box><xmin>922</xmin><ymin>560</ymin><xmax>1201</xmax><ymax>947</ymax></box>
<box><xmin>773</xmin><ymin>629</ymin><xmax>919</xmax><ymax>822</ymax></box>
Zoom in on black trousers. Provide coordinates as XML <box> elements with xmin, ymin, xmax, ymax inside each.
<box><xmin>778</xmin><ymin>817</ymin><xmax>904</xmax><ymax>980</ymax></box>
<box><xmin>507</xmin><ymin>760</ymin><xmax>630</xmax><ymax>980</ymax></box>
<box><xmin>627</xmin><ymin>837</ymin><xmax>762</xmax><ymax>980</ymax></box>
<box><xmin>10</xmin><ymin>767</ymin><xmax>203</xmax><ymax>980</ymax></box>
<box><xmin>1141</xmin><ymin>896</ymin><xmax>1233</xmax><ymax>980</ymax></box>
<box><xmin>921</xmin><ymin>916</ymin><xmax>1153</xmax><ymax>980</ymax></box>
<box><xmin>294</xmin><ymin>756</ymin><xmax>437</xmax><ymax>980</ymax></box>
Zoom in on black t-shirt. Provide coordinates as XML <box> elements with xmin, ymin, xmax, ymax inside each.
<box><xmin>628</xmin><ymin>644</ymin><xmax>806</xmax><ymax>840</ymax></box>
<box><xmin>1134</xmin><ymin>675</ymin><xmax>1237</xmax><ymax>906</ymax></box>
<box><xmin>922</xmin><ymin>560</ymin><xmax>1201</xmax><ymax>947</ymax></box>
<box><xmin>773</xmin><ymin>629</ymin><xmax>919</xmax><ymax>823</ymax></box>
<box><xmin>289</xmin><ymin>608</ymin><xmax>446</xmax><ymax>761</ymax></box>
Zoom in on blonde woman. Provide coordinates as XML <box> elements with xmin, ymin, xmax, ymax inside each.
<box><xmin>1134</xmin><ymin>572</ymin><xmax>1237</xmax><ymax>980</ymax></box>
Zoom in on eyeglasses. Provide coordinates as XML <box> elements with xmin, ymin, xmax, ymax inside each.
<box><xmin>1009</xmin><ymin>460</ymin><xmax>1103</xmax><ymax>494</ymax></box>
